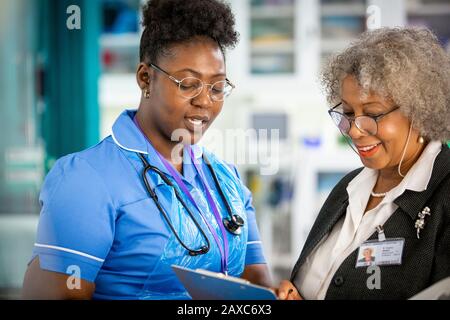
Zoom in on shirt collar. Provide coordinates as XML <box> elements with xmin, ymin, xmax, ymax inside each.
<box><xmin>346</xmin><ymin>166</ymin><xmax>377</xmax><ymax>229</ymax></box>
<box><xmin>111</xmin><ymin>109</ymin><xmax>149</xmax><ymax>154</ymax></box>
<box><xmin>397</xmin><ymin>140</ymin><xmax>442</xmax><ymax>193</ymax></box>
<box><xmin>346</xmin><ymin>166</ymin><xmax>377</xmax><ymax>196</ymax></box>
<box><xmin>394</xmin><ymin>143</ymin><xmax>449</xmax><ymax>221</ymax></box>
<box><xmin>111</xmin><ymin>109</ymin><xmax>203</xmax><ymax>178</ymax></box>
<box><xmin>382</xmin><ymin>140</ymin><xmax>441</xmax><ymax>202</ymax></box>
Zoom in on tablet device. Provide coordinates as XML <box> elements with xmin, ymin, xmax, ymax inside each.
<box><xmin>172</xmin><ymin>265</ymin><xmax>277</xmax><ymax>300</ymax></box>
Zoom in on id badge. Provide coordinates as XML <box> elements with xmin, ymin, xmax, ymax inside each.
<box><xmin>355</xmin><ymin>238</ymin><xmax>405</xmax><ymax>268</ymax></box>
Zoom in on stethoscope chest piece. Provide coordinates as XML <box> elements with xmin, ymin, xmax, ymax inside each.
<box><xmin>223</xmin><ymin>214</ymin><xmax>244</xmax><ymax>235</ymax></box>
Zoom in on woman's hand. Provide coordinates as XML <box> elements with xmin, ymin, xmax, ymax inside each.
<box><xmin>275</xmin><ymin>280</ymin><xmax>303</xmax><ymax>300</ymax></box>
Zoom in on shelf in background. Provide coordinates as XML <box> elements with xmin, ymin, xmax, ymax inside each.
<box><xmin>249</xmin><ymin>0</ymin><xmax>297</xmax><ymax>76</ymax></box>
<box><xmin>407</xmin><ymin>3</ymin><xmax>450</xmax><ymax>16</ymax></box>
<box><xmin>100</xmin><ymin>33</ymin><xmax>140</xmax><ymax>48</ymax></box>
<box><xmin>251</xmin><ymin>4</ymin><xmax>295</xmax><ymax>19</ymax></box>
<box><xmin>321</xmin><ymin>3</ymin><xmax>366</xmax><ymax>17</ymax></box>
<box><xmin>251</xmin><ymin>40</ymin><xmax>295</xmax><ymax>54</ymax></box>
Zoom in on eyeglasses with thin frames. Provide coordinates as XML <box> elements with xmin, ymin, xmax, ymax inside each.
<box><xmin>328</xmin><ymin>102</ymin><xmax>400</xmax><ymax>136</ymax></box>
<box><xmin>148</xmin><ymin>63</ymin><xmax>235</xmax><ymax>102</ymax></box>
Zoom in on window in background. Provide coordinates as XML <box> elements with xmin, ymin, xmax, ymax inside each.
<box><xmin>320</xmin><ymin>0</ymin><xmax>366</xmax><ymax>68</ymax></box>
<box><xmin>250</xmin><ymin>0</ymin><xmax>296</xmax><ymax>74</ymax></box>
<box><xmin>0</xmin><ymin>0</ymin><xmax>42</xmax><ymax>215</ymax></box>
<box><xmin>99</xmin><ymin>0</ymin><xmax>142</xmax><ymax>139</ymax></box>
<box><xmin>100</xmin><ymin>0</ymin><xmax>141</xmax><ymax>74</ymax></box>
<box><xmin>0</xmin><ymin>0</ymin><xmax>42</xmax><ymax>299</ymax></box>
<box><xmin>406</xmin><ymin>0</ymin><xmax>450</xmax><ymax>53</ymax></box>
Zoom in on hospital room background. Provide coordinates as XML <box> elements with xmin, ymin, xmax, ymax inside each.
<box><xmin>0</xmin><ymin>0</ymin><xmax>449</xmax><ymax>299</ymax></box>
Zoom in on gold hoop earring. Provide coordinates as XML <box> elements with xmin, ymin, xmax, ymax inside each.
<box><xmin>143</xmin><ymin>88</ymin><xmax>150</xmax><ymax>99</ymax></box>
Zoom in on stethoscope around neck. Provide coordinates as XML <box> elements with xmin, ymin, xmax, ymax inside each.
<box><xmin>136</xmin><ymin>152</ymin><xmax>244</xmax><ymax>257</ymax></box>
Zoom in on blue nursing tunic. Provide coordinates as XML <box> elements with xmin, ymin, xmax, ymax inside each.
<box><xmin>30</xmin><ymin>109</ymin><xmax>266</xmax><ymax>299</ymax></box>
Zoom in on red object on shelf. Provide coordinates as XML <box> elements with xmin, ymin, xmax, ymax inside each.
<box><xmin>102</xmin><ymin>49</ymin><xmax>116</xmax><ymax>67</ymax></box>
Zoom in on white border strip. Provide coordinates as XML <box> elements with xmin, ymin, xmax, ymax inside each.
<box><xmin>34</xmin><ymin>243</ymin><xmax>105</xmax><ymax>263</ymax></box>
<box><xmin>247</xmin><ymin>241</ymin><xmax>262</xmax><ymax>245</ymax></box>
<box><xmin>111</xmin><ymin>131</ymin><xmax>148</xmax><ymax>154</ymax></box>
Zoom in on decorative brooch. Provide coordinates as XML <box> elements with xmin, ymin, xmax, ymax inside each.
<box><xmin>415</xmin><ymin>206</ymin><xmax>431</xmax><ymax>239</ymax></box>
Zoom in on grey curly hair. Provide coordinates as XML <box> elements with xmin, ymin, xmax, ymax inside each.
<box><xmin>321</xmin><ymin>27</ymin><xmax>450</xmax><ymax>142</ymax></box>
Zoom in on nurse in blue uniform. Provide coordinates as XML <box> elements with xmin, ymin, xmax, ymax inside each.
<box><xmin>22</xmin><ymin>0</ymin><xmax>271</xmax><ymax>299</ymax></box>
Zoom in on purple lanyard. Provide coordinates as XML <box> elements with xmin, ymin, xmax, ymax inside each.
<box><xmin>186</xmin><ymin>145</ymin><xmax>230</xmax><ymax>274</ymax></box>
<box><xmin>133</xmin><ymin>117</ymin><xmax>228</xmax><ymax>274</ymax></box>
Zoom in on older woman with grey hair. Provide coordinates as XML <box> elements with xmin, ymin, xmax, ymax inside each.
<box><xmin>277</xmin><ymin>27</ymin><xmax>450</xmax><ymax>300</ymax></box>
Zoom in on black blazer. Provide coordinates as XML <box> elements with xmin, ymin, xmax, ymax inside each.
<box><xmin>291</xmin><ymin>144</ymin><xmax>450</xmax><ymax>300</ymax></box>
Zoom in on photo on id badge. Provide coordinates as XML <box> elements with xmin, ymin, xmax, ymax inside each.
<box><xmin>356</xmin><ymin>246</ymin><xmax>376</xmax><ymax>267</ymax></box>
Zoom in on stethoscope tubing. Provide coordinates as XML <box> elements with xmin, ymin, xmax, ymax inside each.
<box><xmin>136</xmin><ymin>151</ymin><xmax>244</xmax><ymax>256</ymax></box>
<box><xmin>138</xmin><ymin>152</ymin><xmax>211</xmax><ymax>256</ymax></box>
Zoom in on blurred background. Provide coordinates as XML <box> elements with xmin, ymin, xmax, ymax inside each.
<box><xmin>0</xmin><ymin>0</ymin><xmax>449</xmax><ymax>299</ymax></box>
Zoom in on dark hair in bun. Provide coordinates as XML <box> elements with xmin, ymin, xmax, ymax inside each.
<box><xmin>139</xmin><ymin>0</ymin><xmax>239</xmax><ymax>63</ymax></box>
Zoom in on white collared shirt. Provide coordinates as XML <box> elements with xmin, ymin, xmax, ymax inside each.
<box><xmin>294</xmin><ymin>141</ymin><xmax>442</xmax><ymax>300</ymax></box>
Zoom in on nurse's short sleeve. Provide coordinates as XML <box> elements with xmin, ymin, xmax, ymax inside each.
<box><xmin>230</xmin><ymin>166</ymin><xmax>267</xmax><ymax>265</ymax></box>
<box><xmin>30</xmin><ymin>155</ymin><xmax>115</xmax><ymax>282</ymax></box>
